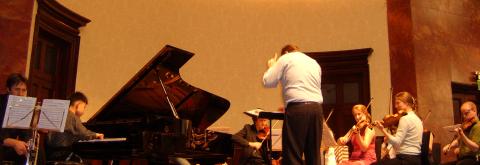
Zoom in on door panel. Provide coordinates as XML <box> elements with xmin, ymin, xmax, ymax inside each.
<box><xmin>451</xmin><ymin>82</ymin><xmax>480</xmax><ymax>124</ymax></box>
<box><xmin>29</xmin><ymin>0</ymin><xmax>90</xmax><ymax>100</ymax></box>
<box><xmin>307</xmin><ymin>48</ymin><xmax>372</xmax><ymax>139</ymax></box>
<box><xmin>29</xmin><ymin>34</ymin><xmax>65</xmax><ymax>100</ymax></box>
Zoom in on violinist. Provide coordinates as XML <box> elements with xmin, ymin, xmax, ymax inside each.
<box><xmin>232</xmin><ymin>109</ymin><xmax>270</xmax><ymax>165</ymax></box>
<box><xmin>379</xmin><ymin>109</ymin><xmax>406</xmax><ymax>160</ymax></box>
<box><xmin>442</xmin><ymin>101</ymin><xmax>480</xmax><ymax>165</ymax></box>
<box><xmin>373</xmin><ymin>91</ymin><xmax>423</xmax><ymax>165</ymax></box>
<box><xmin>337</xmin><ymin>104</ymin><xmax>377</xmax><ymax>165</ymax></box>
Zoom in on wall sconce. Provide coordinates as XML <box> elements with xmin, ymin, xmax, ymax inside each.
<box><xmin>475</xmin><ymin>71</ymin><xmax>480</xmax><ymax>90</ymax></box>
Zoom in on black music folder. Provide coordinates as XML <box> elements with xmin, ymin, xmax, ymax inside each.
<box><xmin>258</xmin><ymin>111</ymin><xmax>284</xmax><ymax>120</ymax></box>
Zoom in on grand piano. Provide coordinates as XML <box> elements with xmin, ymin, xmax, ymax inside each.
<box><xmin>72</xmin><ymin>45</ymin><xmax>232</xmax><ymax>164</ymax></box>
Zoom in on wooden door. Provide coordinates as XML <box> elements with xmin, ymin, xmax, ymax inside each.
<box><xmin>451</xmin><ymin>82</ymin><xmax>480</xmax><ymax>124</ymax></box>
<box><xmin>307</xmin><ymin>48</ymin><xmax>372</xmax><ymax>139</ymax></box>
<box><xmin>28</xmin><ymin>0</ymin><xmax>90</xmax><ymax>100</ymax></box>
<box><xmin>29</xmin><ymin>34</ymin><xmax>66</xmax><ymax>100</ymax></box>
<box><xmin>322</xmin><ymin>72</ymin><xmax>369</xmax><ymax>138</ymax></box>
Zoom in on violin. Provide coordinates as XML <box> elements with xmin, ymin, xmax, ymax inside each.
<box><xmin>353</xmin><ymin>120</ymin><xmax>373</xmax><ymax>134</ymax></box>
<box><xmin>461</xmin><ymin>117</ymin><xmax>476</xmax><ymax>131</ymax></box>
<box><xmin>380</xmin><ymin>111</ymin><xmax>408</xmax><ymax>128</ymax></box>
<box><xmin>343</xmin><ymin>120</ymin><xmax>373</xmax><ymax>140</ymax></box>
<box><xmin>352</xmin><ymin>98</ymin><xmax>374</xmax><ymax>134</ymax></box>
<box><xmin>444</xmin><ymin>117</ymin><xmax>477</xmax><ymax>155</ymax></box>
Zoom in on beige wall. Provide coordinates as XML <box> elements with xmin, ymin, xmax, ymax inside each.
<box><xmin>56</xmin><ymin>0</ymin><xmax>391</xmax><ymax>132</ymax></box>
<box><xmin>411</xmin><ymin>1</ymin><xmax>480</xmax><ymax>157</ymax></box>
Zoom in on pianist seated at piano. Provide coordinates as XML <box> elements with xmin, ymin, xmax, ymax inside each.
<box><xmin>46</xmin><ymin>92</ymin><xmax>104</xmax><ymax>161</ymax></box>
<box><xmin>232</xmin><ymin>109</ymin><xmax>271</xmax><ymax>165</ymax></box>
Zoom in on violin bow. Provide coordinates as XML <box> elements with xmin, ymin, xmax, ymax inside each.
<box><xmin>422</xmin><ymin>110</ymin><xmax>432</xmax><ymax>124</ymax></box>
<box><xmin>388</xmin><ymin>87</ymin><xmax>393</xmax><ymax>114</ymax></box>
<box><xmin>366</xmin><ymin>97</ymin><xmax>374</xmax><ymax>111</ymax></box>
<box><xmin>380</xmin><ymin>89</ymin><xmax>397</xmax><ymax>157</ymax></box>
<box><xmin>253</xmin><ymin>120</ymin><xmax>280</xmax><ymax>154</ymax></box>
<box><xmin>385</xmin><ymin>87</ymin><xmax>395</xmax><ymax>133</ymax></box>
<box><xmin>325</xmin><ymin>108</ymin><xmax>334</xmax><ymax>123</ymax></box>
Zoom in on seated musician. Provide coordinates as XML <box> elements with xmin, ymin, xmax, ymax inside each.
<box><xmin>46</xmin><ymin>92</ymin><xmax>104</xmax><ymax>161</ymax></box>
<box><xmin>0</xmin><ymin>73</ymin><xmax>30</xmax><ymax>164</ymax></box>
<box><xmin>379</xmin><ymin>109</ymin><xmax>406</xmax><ymax>161</ymax></box>
<box><xmin>337</xmin><ymin>104</ymin><xmax>376</xmax><ymax>165</ymax></box>
<box><xmin>373</xmin><ymin>91</ymin><xmax>423</xmax><ymax>165</ymax></box>
<box><xmin>231</xmin><ymin>109</ymin><xmax>270</xmax><ymax>165</ymax></box>
<box><xmin>380</xmin><ymin>139</ymin><xmax>396</xmax><ymax>160</ymax></box>
<box><xmin>442</xmin><ymin>101</ymin><xmax>480</xmax><ymax>165</ymax></box>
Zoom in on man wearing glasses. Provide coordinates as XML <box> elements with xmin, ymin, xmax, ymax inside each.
<box><xmin>443</xmin><ymin>101</ymin><xmax>480</xmax><ymax>165</ymax></box>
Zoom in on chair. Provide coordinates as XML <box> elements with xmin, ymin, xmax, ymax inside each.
<box><xmin>374</xmin><ymin>136</ymin><xmax>384</xmax><ymax>164</ymax></box>
<box><xmin>375</xmin><ymin>132</ymin><xmax>439</xmax><ymax>165</ymax></box>
<box><xmin>421</xmin><ymin>131</ymin><xmax>431</xmax><ymax>165</ymax></box>
<box><xmin>431</xmin><ymin>142</ymin><xmax>441</xmax><ymax>165</ymax></box>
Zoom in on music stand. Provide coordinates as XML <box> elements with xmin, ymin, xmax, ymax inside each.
<box><xmin>2</xmin><ymin>95</ymin><xmax>37</xmax><ymax>129</ymax></box>
<box><xmin>37</xmin><ymin>99</ymin><xmax>70</xmax><ymax>132</ymax></box>
<box><xmin>2</xmin><ymin>95</ymin><xmax>70</xmax><ymax>165</ymax></box>
<box><xmin>258</xmin><ymin>111</ymin><xmax>284</xmax><ymax>164</ymax></box>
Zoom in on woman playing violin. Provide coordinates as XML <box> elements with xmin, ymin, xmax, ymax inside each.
<box><xmin>373</xmin><ymin>91</ymin><xmax>423</xmax><ymax>165</ymax></box>
<box><xmin>337</xmin><ymin>104</ymin><xmax>377</xmax><ymax>165</ymax></box>
<box><xmin>232</xmin><ymin>109</ymin><xmax>270</xmax><ymax>165</ymax></box>
<box><xmin>442</xmin><ymin>101</ymin><xmax>480</xmax><ymax>165</ymax></box>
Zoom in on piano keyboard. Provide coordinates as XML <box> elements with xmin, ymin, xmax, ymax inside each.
<box><xmin>77</xmin><ymin>137</ymin><xmax>127</xmax><ymax>143</ymax></box>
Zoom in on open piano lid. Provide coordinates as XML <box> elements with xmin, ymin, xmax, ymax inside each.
<box><xmin>88</xmin><ymin>45</ymin><xmax>230</xmax><ymax>130</ymax></box>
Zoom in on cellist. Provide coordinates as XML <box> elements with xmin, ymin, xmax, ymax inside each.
<box><xmin>373</xmin><ymin>91</ymin><xmax>423</xmax><ymax>165</ymax></box>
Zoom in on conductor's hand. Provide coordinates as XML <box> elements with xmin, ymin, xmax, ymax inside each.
<box><xmin>96</xmin><ymin>133</ymin><xmax>105</xmax><ymax>139</ymax></box>
<box><xmin>248</xmin><ymin>142</ymin><xmax>262</xmax><ymax>150</ymax></box>
<box><xmin>267</xmin><ymin>53</ymin><xmax>278</xmax><ymax>68</ymax></box>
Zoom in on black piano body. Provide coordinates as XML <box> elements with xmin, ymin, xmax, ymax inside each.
<box><xmin>72</xmin><ymin>45</ymin><xmax>232</xmax><ymax>164</ymax></box>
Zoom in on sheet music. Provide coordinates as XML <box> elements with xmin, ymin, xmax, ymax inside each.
<box><xmin>271</xmin><ymin>128</ymin><xmax>282</xmax><ymax>151</ymax></box>
<box><xmin>321</xmin><ymin>122</ymin><xmax>337</xmax><ymax>148</ymax></box>
<box><xmin>2</xmin><ymin>95</ymin><xmax>36</xmax><ymax>129</ymax></box>
<box><xmin>38</xmin><ymin>99</ymin><xmax>70</xmax><ymax>132</ymax></box>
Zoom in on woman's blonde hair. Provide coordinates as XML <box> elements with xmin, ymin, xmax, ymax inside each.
<box><xmin>352</xmin><ymin>104</ymin><xmax>372</xmax><ymax>122</ymax></box>
<box><xmin>395</xmin><ymin>91</ymin><xmax>417</xmax><ymax>111</ymax></box>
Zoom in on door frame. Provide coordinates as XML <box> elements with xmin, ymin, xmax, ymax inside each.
<box><xmin>306</xmin><ymin>48</ymin><xmax>373</xmax><ymax>137</ymax></box>
<box><xmin>29</xmin><ymin>0</ymin><xmax>90</xmax><ymax>99</ymax></box>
